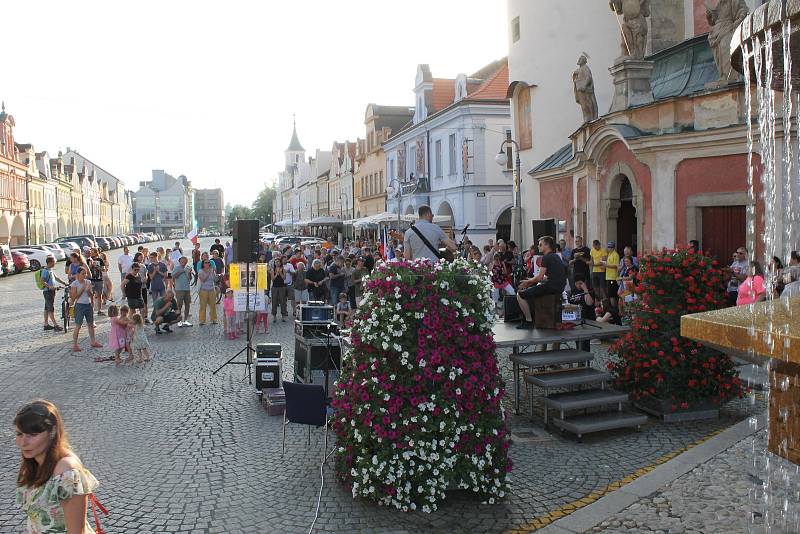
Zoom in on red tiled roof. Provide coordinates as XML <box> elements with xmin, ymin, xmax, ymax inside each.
<box><xmin>466</xmin><ymin>61</ymin><xmax>509</xmax><ymax>101</ymax></box>
<box><xmin>431</xmin><ymin>78</ymin><xmax>455</xmax><ymax>111</ymax></box>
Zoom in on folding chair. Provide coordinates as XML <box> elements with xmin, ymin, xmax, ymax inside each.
<box><xmin>281</xmin><ymin>381</ymin><xmax>330</xmax><ymax>459</ymax></box>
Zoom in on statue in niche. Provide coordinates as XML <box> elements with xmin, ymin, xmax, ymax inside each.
<box><xmin>705</xmin><ymin>0</ymin><xmax>749</xmax><ymax>86</ymax></box>
<box><xmin>573</xmin><ymin>54</ymin><xmax>599</xmax><ymax>123</ymax></box>
<box><xmin>609</xmin><ymin>0</ymin><xmax>650</xmax><ymax>60</ymax></box>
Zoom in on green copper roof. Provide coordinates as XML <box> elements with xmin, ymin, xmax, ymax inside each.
<box><xmin>287</xmin><ymin>122</ymin><xmax>304</xmax><ymax>152</ymax></box>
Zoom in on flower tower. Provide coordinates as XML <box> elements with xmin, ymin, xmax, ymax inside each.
<box><xmin>608</xmin><ymin>247</ymin><xmax>745</xmax><ymax>412</ymax></box>
<box><xmin>332</xmin><ymin>258</ymin><xmax>512</xmax><ymax>512</ymax></box>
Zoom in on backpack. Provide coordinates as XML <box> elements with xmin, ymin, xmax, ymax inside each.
<box><xmin>35</xmin><ymin>268</ymin><xmax>46</xmax><ymax>290</ymax></box>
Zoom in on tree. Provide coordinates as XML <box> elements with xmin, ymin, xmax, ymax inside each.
<box><xmin>226</xmin><ymin>205</ymin><xmax>254</xmax><ymax>232</ymax></box>
<box><xmin>251</xmin><ymin>185</ymin><xmax>276</xmax><ymax>227</ymax></box>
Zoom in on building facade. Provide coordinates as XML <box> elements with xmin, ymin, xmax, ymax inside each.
<box><xmin>506</xmin><ymin>0</ymin><xmax>763</xmax><ymax>249</ymax></box>
<box><xmin>355</xmin><ymin>105</ymin><xmax>413</xmax><ymax>218</ymax></box>
<box><xmin>133</xmin><ymin>170</ymin><xmax>194</xmax><ymax>234</ymax></box>
<box><xmin>383</xmin><ymin>60</ymin><xmax>513</xmax><ymax>246</ymax></box>
<box><xmin>194</xmin><ymin>188</ymin><xmax>225</xmax><ymax>232</ymax></box>
<box><xmin>0</xmin><ymin>105</ymin><xmax>29</xmax><ymax>245</ymax></box>
<box><xmin>516</xmin><ymin>1</ymin><xmax>768</xmax><ymax>258</ymax></box>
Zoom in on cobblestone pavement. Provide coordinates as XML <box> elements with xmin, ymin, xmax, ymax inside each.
<box><xmin>0</xmin><ymin>239</ymin><xmax>765</xmax><ymax>533</ymax></box>
<box><xmin>590</xmin><ymin>429</ymin><xmax>799</xmax><ymax>534</ymax></box>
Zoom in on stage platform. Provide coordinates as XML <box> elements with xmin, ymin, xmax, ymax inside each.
<box><xmin>492</xmin><ymin>320</ymin><xmax>631</xmax><ymax>417</ymax></box>
<box><xmin>492</xmin><ymin>320</ymin><xmax>629</xmax><ymax>348</ymax></box>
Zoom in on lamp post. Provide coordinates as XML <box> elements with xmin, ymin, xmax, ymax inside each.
<box><xmin>495</xmin><ymin>139</ymin><xmax>523</xmax><ymax>245</ymax></box>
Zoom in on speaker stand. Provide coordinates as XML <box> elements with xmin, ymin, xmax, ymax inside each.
<box><xmin>213</xmin><ymin>261</ymin><xmax>254</xmax><ymax>383</ymax></box>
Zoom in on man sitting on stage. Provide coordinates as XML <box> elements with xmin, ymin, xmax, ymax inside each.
<box><xmin>516</xmin><ymin>235</ymin><xmax>567</xmax><ymax>330</ymax></box>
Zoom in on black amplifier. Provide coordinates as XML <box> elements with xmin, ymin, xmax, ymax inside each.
<box><xmin>294</xmin><ymin>337</ymin><xmax>341</xmax><ymax>381</ymax></box>
<box><xmin>295</xmin><ymin>320</ymin><xmax>339</xmax><ymax>338</ymax></box>
<box><xmin>256</xmin><ymin>343</ymin><xmax>282</xmax><ymax>357</ymax></box>
<box><xmin>299</xmin><ymin>304</ymin><xmax>334</xmax><ymax>324</ymax></box>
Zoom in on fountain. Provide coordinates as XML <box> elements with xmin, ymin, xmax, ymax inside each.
<box><xmin>682</xmin><ymin>0</ymin><xmax>800</xmax><ymax>530</ymax></box>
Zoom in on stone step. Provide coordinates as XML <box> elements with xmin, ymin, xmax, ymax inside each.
<box><xmin>510</xmin><ymin>349</ymin><xmax>593</xmax><ymax>368</ymax></box>
<box><xmin>525</xmin><ymin>367</ymin><xmax>612</xmax><ymax>389</ymax></box>
<box><xmin>552</xmin><ymin>411</ymin><xmax>648</xmax><ymax>439</ymax></box>
<box><xmin>543</xmin><ymin>389</ymin><xmax>630</xmax><ymax>414</ymax></box>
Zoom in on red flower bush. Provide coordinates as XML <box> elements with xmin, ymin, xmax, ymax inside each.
<box><xmin>332</xmin><ymin>258</ymin><xmax>511</xmax><ymax>512</ymax></box>
<box><xmin>608</xmin><ymin>247</ymin><xmax>745</xmax><ymax>408</ymax></box>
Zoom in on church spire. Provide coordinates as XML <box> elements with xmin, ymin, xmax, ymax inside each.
<box><xmin>286</xmin><ymin>115</ymin><xmax>304</xmax><ymax>152</ymax></box>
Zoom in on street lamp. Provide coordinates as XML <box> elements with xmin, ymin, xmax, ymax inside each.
<box><xmin>495</xmin><ymin>139</ymin><xmax>523</xmax><ymax>245</ymax></box>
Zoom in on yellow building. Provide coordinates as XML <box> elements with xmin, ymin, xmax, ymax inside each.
<box><xmin>355</xmin><ymin>104</ymin><xmax>413</xmax><ymax>218</ymax></box>
<box><xmin>51</xmin><ymin>153</ymin><xmax>74</xmax><ymax>237</ymax></box>
<box><xmin>17</xmin><ymin>143</ymin><xmax>46</xmax><ymax>243</ymax></box>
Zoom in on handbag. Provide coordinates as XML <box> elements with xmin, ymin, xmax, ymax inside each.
<box><xmin>410</xmin><ymin>225</ymin><xmax>453</xmax><ymax>262</ymax></box>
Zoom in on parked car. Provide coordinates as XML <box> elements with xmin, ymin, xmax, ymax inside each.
<box><xmin>53</xmin><ymin>241</ymin><xmax>81</xmax><ymax>256</ymax></box>
<box><xmin>11</xmin><ymin>247</ymin><xmax>55</xmax><ymax>271</ymax></box>
<box><xmin>30</xmin><ymin>244</ymin><xmax>66</xmax><ymax>262</ymax></box>
<box><xmin>95</xmin><ymin>237</ymin><xmax>111</xmax><ymax>251</ymax></box>
<box><xmin>54</xmin><ymin>235</ymin><xmax>97</xmax><ymax>251</ymax></box>
<box><xmin>10</xmin><ymin>250</ymin><xmax>31</xmax><ymax>273</ymax></box>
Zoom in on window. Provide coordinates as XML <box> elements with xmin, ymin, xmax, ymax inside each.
<box><xmin>388</xmin><ymin>159</ymin><xmax>395</xmax><ymax>183</ymax></box>
<box><xmin>505</xmin><ymin>130</ymin><xmax>513</xmax><ymax>170</ymax></box>
<box><xmin>435</xmin><ymin>140</ymin><xmax>443</xmax><ymax>177</ymax></box>
<box><xmin>379</xmin><ymin>170</ymin><xmax>383</xmax><ymax>192</ymax></box>
<box><xmin>511</xmin><ymin>16</ymin><xmax>520</xmax><ymax>43</ymax></box>
<box><xmin>409</xmin><ymin>146</ymin><xmax>416</xmax><ymax>179</ymax></box>
<box><xmin>448</xmin><ymin>134</ymin><xmax>457</xmax><ymax>175</ymax></box>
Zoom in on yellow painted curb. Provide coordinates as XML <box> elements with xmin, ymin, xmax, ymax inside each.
<box><xmin>504</xmin><ymin>428</ymin><xmax>726</xmax><ymax>533</ymax></box>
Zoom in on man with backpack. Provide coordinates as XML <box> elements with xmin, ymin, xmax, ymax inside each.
<box><xmin>87</xmin><ymin>249</ymin><xmax>107</xmax><ymax>316</ymax></box>
<box><xmin>38</xmin><ymin>256</ymin><xmax>67</xmax><ymax>331</ymax></box>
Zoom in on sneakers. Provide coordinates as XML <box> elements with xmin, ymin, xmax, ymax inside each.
<box><xmin>163</xmin><ymin>325</ymin><xmax>173</xmax><ymax>333</ymax></box>
<box><xmin>145</xmin><ymin>318</ymin><xmax>152</xmax><ymax>325</ymax></box>
<box><xmin>53</xmin><ymin>325</ymin><xmax>63</xmax><ymax>332</ymax></box>
<box><xmin>182</xmin><ymin>321</ymin><xmax>193</xmax><ymax>327</ymax></box>
<box><xmin>44</xmin><ymin>324</ymin><xmax>54</xmax><ymax>331</ymax></box>
<box><xmin>178</xmin><ymin>321</ymin><xmax>186</xmax><ymax>328</ymax></box>
<box><xmin>155</xmin><ymin>326</ymin><xmax>163</xmax><ymax>335</ymax></box>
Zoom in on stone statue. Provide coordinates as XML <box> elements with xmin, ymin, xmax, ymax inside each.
<box><xmin>706</xmin><ymin>0</ymin><xmax>749</xmax><ymax>85</ymax></box>
<box><xmin>573</xmin><ymin>55</ymin><xmax>598</xmax><ymax>123</ymax></box>
<box><xmin>610</xmin><ymin>0</ymin><xmax>650</xmax><ymax>60</ymax></box>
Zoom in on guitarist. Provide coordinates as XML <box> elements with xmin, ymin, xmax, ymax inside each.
<box><xmin>403</xmin><ymin>205</ymin><xmax>457</xmax><ymax>262</ymax></box>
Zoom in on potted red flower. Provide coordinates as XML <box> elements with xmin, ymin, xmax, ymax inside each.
<box><xmin>607</xmin><ymin>247</ymin><xmax>746</xmax><ymax>421</ymax></box>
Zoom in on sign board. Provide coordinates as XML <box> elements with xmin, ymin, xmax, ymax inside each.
<box><xmin>476</xmin><ymin>192</ymin><xmax>486</xmax><ymax>198</ymax></box>
<box><xmin>233</xmin><ymin>290</ymin><xmax>267</xmax><ymax>312</ymax></box>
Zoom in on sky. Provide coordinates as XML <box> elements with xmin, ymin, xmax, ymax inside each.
<box><xmin>2</xmin><ymin>1</ymin><xmax>508</xmax><ymax>207</ymax></box>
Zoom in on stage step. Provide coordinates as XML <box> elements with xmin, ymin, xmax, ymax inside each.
<box><xmin>510</xmin><ymin>349</ymin><xmax>593</xmax><ymax>368</ymax></box>
<box><xmin>525</xmin><ymin>368</ymin><xmax>612</xmax><ymax>389</ymax></box>
<box><xmin>543</xmin><ymin>389</ymin><xmax>629</xmax><ymax>414</ymax></box>
<box><xmin>552</xmin><ymin>411</ymin><xmax>648</xmax><ymax>439</ymax></box>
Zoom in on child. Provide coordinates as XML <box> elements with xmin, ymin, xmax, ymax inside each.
<box><xmin>108</xmin><ymin>305</ymin><xmax>131</xmax><ymax>365</ymax></box>
<box><xmin>490</xmin><ymin>252</ymin><xmax>515</xmax><ymax>304</ymax></box>
<box><xmin>223</xmin><ymin>288</ymin><xmax>237</xmax><ymax>339</ymax></box>
<box><xmin>335</xmin><ymin>292</ymin><xmax>352</xmax><ymax>327</ymax></box>
<box><xmin>129</xmin><ymin>313</ymin><xmax>152</xmax><ymax>363</ymax></box>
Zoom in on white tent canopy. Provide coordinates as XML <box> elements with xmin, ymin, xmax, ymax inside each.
<box><xmin>308</xmin><ymin>216</ymin><xmax>342</xmax><ymax>226</ymax></box>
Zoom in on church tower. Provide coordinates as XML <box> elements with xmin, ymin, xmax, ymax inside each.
<box><xmin>285</xmin><ymin>117</ymin><xmax>305</xmax><ymax>173</ymax></box>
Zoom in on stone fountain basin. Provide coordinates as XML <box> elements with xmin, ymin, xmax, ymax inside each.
<box><xmin>730</xmin><ymin>0</ymin><xmax>800</xmax><ymax>88</ymax></box>
<box><xmin>681</xmin><ymin>296</ymin><xmax>800</xmax><ymax>365</ymax></box>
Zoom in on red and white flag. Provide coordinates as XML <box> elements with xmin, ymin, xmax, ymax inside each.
<box><xmin>186</xmin><ymin>227</ymin><xmax>198</xmax><ymax>245</ymax></box>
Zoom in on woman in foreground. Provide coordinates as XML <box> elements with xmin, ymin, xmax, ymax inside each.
<box><xmin>14</xmin><ymin>400</ymin><xmax>104</xmax><ymax>533</ymax></box>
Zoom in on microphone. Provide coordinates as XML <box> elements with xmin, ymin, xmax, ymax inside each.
<box><xmin>461</xmin><ymin>224</ymin><xmax>470</xmax><ymax>235</ymax></box>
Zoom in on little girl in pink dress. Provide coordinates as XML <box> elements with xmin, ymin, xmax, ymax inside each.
<box><xmin>223</xmin><ymin>289</ymin><xmax>238</xmax><ymax>339</ymax></box>
<box><xmin>108</xmin><ymin>305</ymin><xmax>131</xmax><ymax>365</ymax></box>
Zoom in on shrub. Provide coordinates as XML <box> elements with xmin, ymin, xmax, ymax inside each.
<box><xmin>608</xmin><ymin>247</ymin><xmax>745</xmax><ymax>409</ymax></box>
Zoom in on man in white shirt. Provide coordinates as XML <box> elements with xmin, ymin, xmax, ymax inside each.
<box><xmin>117</xmin><ymin>246</ymin><xmax>134</xmax><ymax>285</ymax></box>
<box><xmin>403</xmin><ymin>205</ymin><xmax>456</xmax><ymax>262</ymax></box>
<box><xmin>170</xmin><ymin>242</ymin><xmax>183</xmax><ymax>264</ymax></box>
